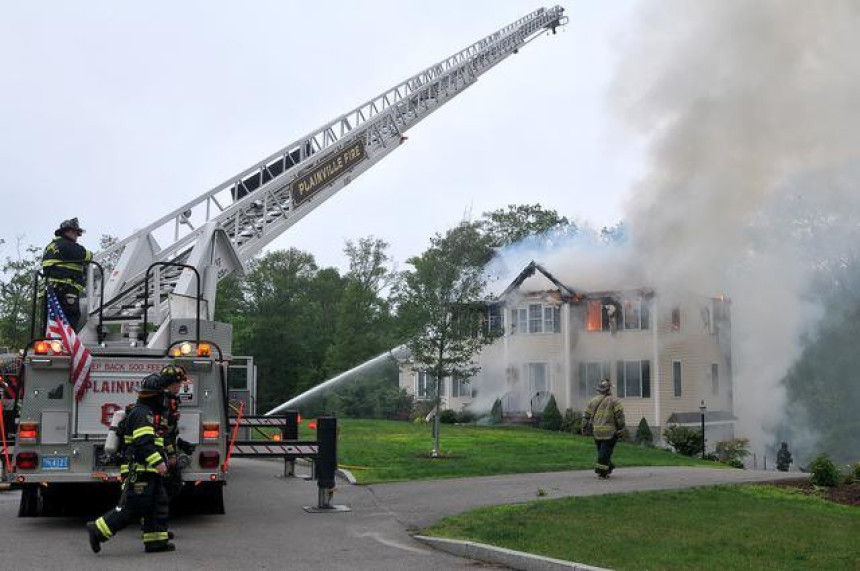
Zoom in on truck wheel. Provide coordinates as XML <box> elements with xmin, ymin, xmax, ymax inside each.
<box><xmin>17</xmin><ymin>486</ymin><xmax>41</xmax><ymax>518</ymax></box>
<box><xmin>203</xmin><ymin>483</ymin><xmax>225</xmax><ymax>515</ymax></box>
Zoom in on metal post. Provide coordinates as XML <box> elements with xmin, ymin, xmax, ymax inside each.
<box><xmin>283</xmin><ymin>410</ymin><xmax>298</xmax><ymax>478</ymax></box>
<box><xmin>699</xmin><ymin>400</ymin><xmax>706</xmax><ymax>459</ymax></box>
<box><xmin>303</xmin><ymin>416</ymin><xmax>349</xmax><ymax>512</ymax></box>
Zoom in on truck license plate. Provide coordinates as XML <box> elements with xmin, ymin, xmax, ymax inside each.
<box><xmin>42</xmin><ymin>456</ymin><xmax>70</xmax><ymax>470</ymax></box>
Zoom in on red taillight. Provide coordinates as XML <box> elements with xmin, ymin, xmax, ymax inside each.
<box><xmin>16</xmin><ymin>452</ymin><xmax>37</xmax><ymax>470</ymax></box>
<box><xmin>297</xmin><ymin>414</ymin><xmax>302</xmax><ymax>424</ymax></box>
<box><xmin>271</xmin><ymin>433</ymin><xmax>282</xmax><ymax>442</ymax></box>
<box><xmin>34</xmin><ymin>341</ymin><xmax>50</xmax><ymax>355</ymax></box>
<box><xmin>199</xmin><ymin>451</ymin><xmax>220</xmax><ymax>469</ymax></box>
<box><xmin>308</xmin><ymin>421</ymin><xmax>317</xmax><ymax>430</ymax></box>
<box><xmin>197</xmin><ymin>343</ymin><xmax>211</xmax><ymax>357</ymax></box>
<box><xmin>19</xmin><ymin>422</ymin><xmax>38</xmax><ymax>443</ymax></box>
<box><xmin>202</xmin><ymin>422</ymin><xmax>220</xmax><ymax>441</ymax></box>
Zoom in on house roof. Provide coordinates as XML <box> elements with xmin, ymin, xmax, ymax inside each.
<box><xmin>498</xmin><ymin>261</ymin><xmax>576</xmax><ymax>301</ymax></box>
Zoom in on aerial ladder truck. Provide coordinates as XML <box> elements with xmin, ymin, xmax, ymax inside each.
<box><xmin>7</xmin><ymin>6</ymin><xmax>566</xmax><ymax>516</ymax></box>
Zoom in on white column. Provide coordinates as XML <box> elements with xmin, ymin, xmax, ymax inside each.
<box><xmin>562</xmin><ymin>302</ymin><xmax>571</xmax><ymax>410</ymax></box>
<box><xmin>652</xmin><ymin>297</ymin><xmax>661</xmax><ymax>429</ymax></box>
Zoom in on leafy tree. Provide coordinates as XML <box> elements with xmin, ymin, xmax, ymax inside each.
<box><xmin>396</xmin><ymin>222</ymin><xmax>496</xmax><ymax>455</ymax></box>
<box><xmin>0</xmin><ymin>239</ymin><xmax>41</xmax><ymax>350</ymax></box>
<box><xmin>480</xmin><ymin>204</ymin><xmax>573</xmax><ymax>247</ymax></box>
<box><xmin>635</xmin><ymin>417</ymin><xmax>654</xmax><ymax>446</ymax></box>
<box><xmin>539</xmin><ymin>394</ymin><xmax>562</xmax><ymax>431</ymax></box>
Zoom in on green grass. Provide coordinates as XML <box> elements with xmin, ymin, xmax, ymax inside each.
<box><xmin>423</xmin><ymin>485</ymin><xmax>860</xmax><ymax>571</ymax></box>
<box><xmin>307</xmin><ymin>419</ymin><xmax>714</xmax><ymax>484</ymax></box>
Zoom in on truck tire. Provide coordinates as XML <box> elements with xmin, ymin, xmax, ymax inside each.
<box><xmin>17</xmin><ymin>486</ymin><xmax>41</xmax><ymax>517</ymax></box>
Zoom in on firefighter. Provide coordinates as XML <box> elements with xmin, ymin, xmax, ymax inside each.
<box><xmin>582</xmin><ymin>379</ymin><xmax>626</xmax><ymax>479</ymax></box>
<box><xmin>159</xmin><ymin>365</ymin><xmax>195</xmax><ymax>502</ymax></box>
<box><xmin>42</xmin><ymin>218</ymin><xmax>93</xmax><ymax>331</ymax></box>
<box><xmin>87</xmin><ymin>374</ymin><xmax>175</xmax><ymax>554</ymax></box>
<box><xmin>776</xmin><ymin>442</ymin><xmax>793</xmax><ymax>472</ymax></box>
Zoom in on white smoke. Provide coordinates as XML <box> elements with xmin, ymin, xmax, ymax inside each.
<box><xmin>485</xmin><ymin>1</ymin><xmax>860</xmax><ymax>456</ymax></box>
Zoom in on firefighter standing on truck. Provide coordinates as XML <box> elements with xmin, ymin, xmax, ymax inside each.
<box><xmin>87</xmin><ymin>374</ymin><xmax>175</xmax><ymax>554</ymax></box>
<box><xmin>42</xmin><ymin>218</ymin><xmax>92</xmax><ymax>332</ymax></box>
<box><xmin>160</xmin><ymin>365</ymin><xmax>196</xmax><ymax>502</ymax></box>
<box><xmin>582</xmin><ymin>379</ymin><xmax>626</xmax><ymax>479</ymax></box>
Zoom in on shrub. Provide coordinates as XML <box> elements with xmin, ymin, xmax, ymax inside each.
<box><xmin>539</xmin><ymin>395</ymin><xmax>562</xmax><ymax>431</ymax></box>
<box><xmin>703</xmin><ymin>453</ymin><xmax>720</xmax><ymax>462</ymax></box>
<box><xmin>457</xmin><ymin>408</ymin><xmax>477</xmax><ymax>424</ymax></box>
<box><xmin>728</xmin><ymin>459</ymin><xmax>745</xmax><ymax>469</ymax></box>
<box><xmin>663</xmin><ymin>425</ymin><xmax>703</xmax><ymax>457</ymax></box>
<box><xmin>560</xmin><ymin>409</ymin><xmax>583</xmax><ymax>434</ymax></box>
<box><xmin>410</xmin><ymin>400</ymin><xmax>435</xmax><ymax>422</ymax></box>
<box><xmin>715</xmin><ymin>438</ymin><xmax>751</xmax><ymax>464</ymax></box>
<box><xmin>852</xmin><ymin>462</ymin><xmax>860</xmax><ymax>482</ymax></box>
<box><xmin>439</xmin><ymin>409</ymin><xmax>458</xmax><ymax>424</ymax></box>
<box><xmin>490</xmin><ymin>398</ymin><xmax>503</xmax><ymax>425</ymax></box>
<box><xmin>809</xmin><ymin>454</ymin><xmax>839</xmax><ymax>487</ymax></box>
<box><xmin>635</xmin><ymin>418</ymin><xmax>654</xmax><ymax>446</ymax></box>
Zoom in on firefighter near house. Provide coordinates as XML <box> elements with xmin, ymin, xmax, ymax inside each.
<box><xmin>1</xmin><ymin>4</ymin><xmax>566</xmax><ymax>552</ymax></box>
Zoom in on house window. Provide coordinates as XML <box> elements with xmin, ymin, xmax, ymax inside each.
<box><xmin>711</xmin><ymin>364</ymin><xmax>719</xmax><ymax>395</ymax></box>
<box><xmin>623</xmin><ymin>298</ymin><xmax>650</xmax><ymax>330</ymax></box>
<box><xmin>578</xmin><ymin>361</ymin><xmax>610</xmax><ymax>398</ymax></box>
<box><xmin>671</xmin><ymin>307</ymin><xmax>681</xmax><ymax>331</ymax></box>
<box><xmin>416</xmin><ymin>370</ymin><xmax>434</xmax><ymax>399</ymax></box>
<box><xmin>488</xmin><ymin>305</ymin><xmax>503</xmax><ymax>335</ymax></box>
<box><xmin>673</xmin><ymin>361</ymin><xmax>682</xmax><ymax>397</ymax></box>
<box><xmin>452</xmin><ymin>375</ymin><xmax>472</xmax><ymax>398</ymax></box>
<box><xmin>586</xmin><ymin>300</ymin><xmax>602</xmax><ymax>331</ymax></box>
<box><xmin>528</xmin><ymin>304</ymin><xmax>543</xmax><ymax>333</ymax></box>
<box><xmin>527</xmin><ymin>363</ymin><xmax>549</xmax><ymax>395</ymax></box>
<box><xmin>543</xmin><ymin>306</ymin><xmax>561</xmax><ymax>333</ymax></box>
<box><xmin>511</xmin><ymin>308</ymin><xmax>528</xmax><ymax>334</ymax></box>
<box><xmin>513</xmin><ymin>305</ymin><xmax>560</xmax><ymax>334</ymax></box>
<box><xmin>616</xmin><ymin>360</ymin><xmax>651</xmax><ymax>398</ymax></box>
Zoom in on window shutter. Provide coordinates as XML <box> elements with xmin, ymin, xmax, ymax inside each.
<box><xmin>641</xmin><ymin>360</ymin><xmax>651</xmax><ymax>398</ymax></box>
<box><xmin>641</xmin><ymin>301</ymin><xmax>650</xmax><ymax>330</ymax></box>
<box><xmin>616</xmin><ymin>361</ymin><xmax>625</xmax><ymax>397</ymax></box>
<box><xmin>578</xmin><ymin>363</ymin><xmax>586</xmax><ymax>398</ymax></box>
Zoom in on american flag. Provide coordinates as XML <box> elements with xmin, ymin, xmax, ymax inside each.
<box><xmin>46</xmin><ymin>287</ymin><xmax>91</xmax><ymax>402</ymax></box>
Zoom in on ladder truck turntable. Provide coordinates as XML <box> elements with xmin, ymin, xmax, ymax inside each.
<box><xmin>7</xmin><ymin>6</ymin><xmax>566</xmax><ymax>517</ymax></box>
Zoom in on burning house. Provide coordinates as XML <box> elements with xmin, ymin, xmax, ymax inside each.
<box><xmin>398</xmin><ymin>261</ymin><xmax>735</xmax><ymax>446</ymax></box>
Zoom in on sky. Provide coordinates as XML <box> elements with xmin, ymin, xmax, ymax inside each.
<box><xmin>0</xmin><ymin>0</ymin><xmax>644</xmax><ymax>271</ymax></box>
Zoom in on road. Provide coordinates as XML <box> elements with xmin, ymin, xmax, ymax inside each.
<box><xmin>0</xmin><ymin>461</ymin><xmax>800</xmax><ymax>570</ymax></box>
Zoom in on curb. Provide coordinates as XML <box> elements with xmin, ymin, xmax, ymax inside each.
<box><xmin>414</xmin><ymin>536</ymin><xmax>611</xmax><ymax>571</ymax></box>
<box><xmin>336</xmin><ymin>468</ymin><xmax>357</xmax><ymax>485</ymax></box>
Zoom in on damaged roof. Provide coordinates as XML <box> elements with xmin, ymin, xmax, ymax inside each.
<box><xmin>498</xmin><ymin>261</ymin><xmax>576</xmax><ymax>301</ymax></box>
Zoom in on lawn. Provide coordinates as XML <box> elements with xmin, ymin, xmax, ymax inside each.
<box><xmin>423</xmin><ymin>485</ymin><xmax>860</xmax><ymax>570</ymax></box>
<box><xmin>310</xmin><ymin>419</ymin><xmax>714</xmax><ymax>484</ymax></box>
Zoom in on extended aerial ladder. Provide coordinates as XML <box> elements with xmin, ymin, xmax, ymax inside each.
<box><xmin>83</xmin><ymin>6</ymin><xmax>566</xmax><ymax>349</ymax></box>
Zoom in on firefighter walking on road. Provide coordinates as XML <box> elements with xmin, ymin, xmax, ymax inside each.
<box><xmin>42</xmin><ymin>218</ymin><xmax>93</xmax><ymax>332</ymax></box>
<box><xmin>160</xmin><ymin>365</ymin><xmax>195</xmax><ymax>502</ymax></box>
<box><xmin>87</xmin><ymin>375</ymin><xmax>175</xmax><ymax>554</ymax></box>
<box><xmin>582</xmin><ymin>379</ymin><xmax>626</xmax><ymax>479</ymax></box>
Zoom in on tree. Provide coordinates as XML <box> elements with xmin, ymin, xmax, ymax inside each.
<box><xmin>396</xmin><ymin>222</ymin><xmax>496</xmax><ymax>455</ymax></box>
<box><xmin>0</xmin><ymin>238</ymin><xmax>41</xmax><ymax>350</ymax></box>
<box><xmin>480</xmin><ymin>204</ymin><xmax>574</xmax><ymax>248</ymax></box>
<box><xmin>539</xmin><ymin>395</ymin><xmax>562</xmax><ymax>431</ymax></box>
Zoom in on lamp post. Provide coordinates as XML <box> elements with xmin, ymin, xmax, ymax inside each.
<box><xmin>699</xmin><ymin>400</ymin><xmax>707</xmax><ymax>459</ymax></box>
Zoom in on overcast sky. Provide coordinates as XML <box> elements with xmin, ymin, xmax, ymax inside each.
<box><xmin>0</xmin><ymin>1</ymin><xmax>644</xmax><ymax>271</ymax></box>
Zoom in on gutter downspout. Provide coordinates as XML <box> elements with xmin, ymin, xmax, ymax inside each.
<box><xmin>652</xmin><ymin>297</ymin><xmax>661</xmax><ymax>434</ymax></box>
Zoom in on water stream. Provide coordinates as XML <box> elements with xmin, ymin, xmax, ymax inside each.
<box><xmin>264</xmin><ymin>344</ymin><xmax>410</xmax><ymax>415</ymax></box>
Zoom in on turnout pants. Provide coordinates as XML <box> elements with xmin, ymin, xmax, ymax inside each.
<box><xmin>594</xmin><ymin>437</ymin><xmax>617</xmax><ymax>476</ymax></box>
<box><xmin>93</xmin><ymin>474</ymin><xmax>170</xmax><ymax>548</ymax></box>
<box><xmin>43</xmin><ymin>283</ymin><xmax>82</xmax><ymax>331</ymax></box>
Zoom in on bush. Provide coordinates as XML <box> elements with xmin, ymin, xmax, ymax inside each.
<box><xmin>728</xmin><ymin>459</ymin><xmax>745</xmax><ymax>469</ymax></box>
<box><xmin>663</xmin><ymin>425</ymin><xmax>703</xmax><ymax>457</ymax></box>
<box><xmin>852</xmin><ymin>462</ymin><xmax>860</xmax><ymax>483</ymax></box>
<box><xmin>410</xmin><ymin>400</ymin><xmax>435</xmax><ymax>422</ymax></box>
<box><xmin>809</xmin><ymin>454</ymin><xmax>839</xmax><ymax>487</ymax></box>
<box><xmin>715</xmin><ymin>438</ymin><xmax>751</xmax><ymax>464</ymax></box>
<box><xmin>457</xmin><ymin>408</ymin><xmax>477</xmax><ymax>424</ymax></box>
<box><xmin>490</xmin><ymin>398</ymin><xmax>503</xmax><ymax>425</ymax></box>
<box><xmin>539</xmin><ymin>395</ymin><xmax>562</xmax><ymax>431</ymax></box>
<box><xmin>439</xmin><ymin>409</ymin><xmax>458</xmax><ymax>424</ymax></box>
<box><xmin>560</xmin><ymin>409</ymin><xmax>583</xmax><ymax>434</ymax></box>
<box><xmin>635</xmin><ymin>418</ymin><xmax>653</xmax><ymax>446</ymax></box>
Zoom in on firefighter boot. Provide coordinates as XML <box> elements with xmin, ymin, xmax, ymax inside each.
<box><xmin>145</xmin><ymin>542</ymin><xmax>176</xmax><ymax>553</ymax></box>
<box><xmin>86</xmin><ymin>522</ymin><xmax>103</xmax><ymax>554</ymax></box>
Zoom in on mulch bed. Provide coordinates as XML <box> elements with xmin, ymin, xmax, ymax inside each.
<box><xmin>767</xmin><ymin>477</ymin><xmax>860</xmax><ymax>507</ymax></box>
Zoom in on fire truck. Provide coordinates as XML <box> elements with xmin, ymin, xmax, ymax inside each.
<box><xmin>6</xmin><ymin>6</ymin><xmax>566</xmax><ymax>516</ymax></box>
